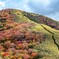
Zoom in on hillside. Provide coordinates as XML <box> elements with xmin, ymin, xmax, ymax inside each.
<box><xmin>0</xmin><ymin>9</ymin><xmax>59</xmax><ymax>59</ymax></box>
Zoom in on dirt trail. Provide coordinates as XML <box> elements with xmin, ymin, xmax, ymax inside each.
<box><xmin>40</xmin><ymin>24</ymin><xmax>59</xmax><ymax>49</ymax></box>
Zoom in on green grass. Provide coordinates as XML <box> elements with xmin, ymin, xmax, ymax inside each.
<box><xmin>41</xmin><ymin>24</ymin><xmax>59</xmax><ymax>45</ymax></box>
<box><xmin>30</xmin><ymin>23</ymin><xmax>59</xmax><ymax>58</ymax></box>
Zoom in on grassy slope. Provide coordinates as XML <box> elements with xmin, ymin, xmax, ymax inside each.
<box><xmin>33</xmin><ymin>24</ymin><xmax>59</xmax><ymax>58</ymax></box>
<box><xmin>9</xmin><ymin>9</ymin><xmax>59</xmax><ymax>59</ymax></box>
<box><xmin>41</xmin><ymin>24</ymin><xmax>59</xmax><ymax>45</ymax></box>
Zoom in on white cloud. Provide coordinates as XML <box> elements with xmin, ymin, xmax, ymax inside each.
<box><xmin>47</xmin><ymin>12</ymin><xmax>59</xmax><ymax>20</ymax></box>
<box><xmin>0</xmin><ymin>1</ymin><xmax>5</xmax><ymax>7</ymax></box>
<box><xmin>31</xmin><ymin>0</ymin><xmax>50</xmax><ymax>6</ymax></box>
<box><xmin>28</xmin><ymin>0</ymin><xmax>52</xmax><ymax>14</ymax></box>
<box><xmin>0</xmin><ymin>1</ymin><xmax>5</xmax><ymax>9</ymax></box>
<box><xmin>18</xmin><ymin>0</ymin><xmax>31</xmax><ymax>12</ymax></box>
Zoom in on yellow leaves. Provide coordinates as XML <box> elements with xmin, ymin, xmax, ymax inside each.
<box><xmin>1</xmin><ymin>52</ymin><xmax>4</xmax><ymax>55</ymax></box>
<box><xmin>18</xmin><ymin>57</ymin><xmax>22</xmax><ymax>59</ymax></box>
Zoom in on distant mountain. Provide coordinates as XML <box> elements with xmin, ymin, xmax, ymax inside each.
<box><xmin>0</xmin><ymin>9</ymin><xmax>59</xmax><ymax>59</ymax></box>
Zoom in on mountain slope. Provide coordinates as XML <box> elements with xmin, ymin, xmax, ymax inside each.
<box><xmin>0</xmin><ymin>9</ymin><xmax>59</xmax><ymax>59</ymax></box>
<box><xmin>23</xmin><ymin>11</ymin><xmax>59</xmax><ymax>30</ymax></box>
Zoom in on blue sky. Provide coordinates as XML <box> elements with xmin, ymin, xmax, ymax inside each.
<box><xmin>0</xmin><ymin>0</ymin><xmax>59</xmax><ymax>21</ymax></box>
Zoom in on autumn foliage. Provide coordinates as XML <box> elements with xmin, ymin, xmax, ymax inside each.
<box><xmin>0</xmin><ymin>9</ymin><xmax>46</xmax><ymax>59</ymax></box>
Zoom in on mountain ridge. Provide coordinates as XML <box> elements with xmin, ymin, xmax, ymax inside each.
<box><xmin>0</xmin><ymin>9</ymin><xmax>59</xmax><ymax>59</ymax></box>
<box><xmin>0</xmin><ymin>9</ymin><xmax>59</xmax><ymax>30</ymax></box>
